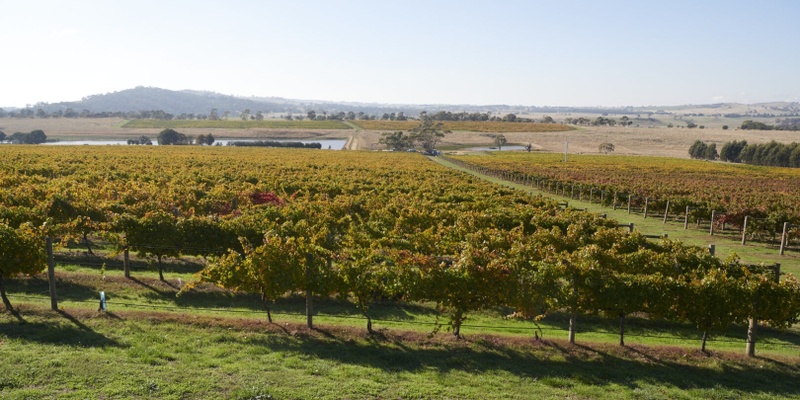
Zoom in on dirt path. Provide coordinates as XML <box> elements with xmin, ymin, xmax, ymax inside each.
<box><xmin>342</xmin><ymin>121</ymin><xmax>363</xmax><ymax>150</ymax></box>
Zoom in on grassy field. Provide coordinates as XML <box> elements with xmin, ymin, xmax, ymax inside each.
<box><xmin>3</xmin><ymin>117</ymin><xmax>797</xmax><ymax>154</ymax></box>
<box><xmin>121</xmin><ymin>119</ymin><xmax>351</xmax><ymax>130</ymax></box>
<box><xmin>2</xmin><ymin>256</ymin><xmax>800</xmax><ymax>399</ymax></box>
<box><xmin>350</xmin><ymin>120</ymin><xmax>574</xmax><ymax>133</ymax></box>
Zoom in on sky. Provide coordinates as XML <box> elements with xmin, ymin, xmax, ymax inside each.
<box><xmin>1</xmin><ymin>0</ymin><xmax>799</xmax><ymax>108</ymax></box>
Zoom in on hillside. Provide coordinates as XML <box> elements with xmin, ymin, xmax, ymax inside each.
<box><xmin>22</xmin><ymin>86</ymin><xmax>800</xmax><ymax>121</ymax></box>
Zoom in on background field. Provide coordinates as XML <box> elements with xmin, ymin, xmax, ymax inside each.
<box><xmin>3</xmin><ymin>117</ymin><xmax>796</xmax><ymax>157</ymax></box>
<box><xmin>121</xmin><ymin>119</ymin><xmax>350</xmax><ymax>130</ymax></box>
<box><xmin>350</xmin><ymin>120</ymin><xmax>574</xmax><ymax>133</ymax></box>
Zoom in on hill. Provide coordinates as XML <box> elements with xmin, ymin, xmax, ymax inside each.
<box><xmin>36</xmin><ymin>87</ymin><xmax>287</xmax><ymax>116</ymax></box>
<box><xmin>18</xmin><ymin>86</ymin><xmax>800</xmax><ymax>122</ymax></box>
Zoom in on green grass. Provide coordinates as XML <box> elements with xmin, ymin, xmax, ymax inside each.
<box><xmin>3</xmin><ymin>256</ymin><xmax>800</xmax><ymax>399</ymax></box>
<box><xmin>120</xmin><ymin>119</ymin><xmax>351</xmax><ymax>130</ymax></box>
<box><xmin>6</xmin><ymin>255</ymin><xmax>800</xmax><ymax>355</ymax></box>
<box><xmin>2</xmin><ymin>302</ymin><xmax>800</xmax><ymax>399</ymax></box>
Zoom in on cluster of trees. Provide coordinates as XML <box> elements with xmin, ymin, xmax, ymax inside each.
<box><xmin>688</xmin><ymin>140</ymin><xmax>718</xmax><ymax>160</ymax></box>
<box><xmin>598</xmin><ymin>143</ymin><xmax>615</xmax><ymax>154</ymax></box>
<box><xmin>302</xmin><ymin>110</ymin><xmax>381</xmax><ymax>121</ymax></box>
<box><xmin>126</xmin><ymin>135</ymin><xmax>152</xmax><ymax>145</ymax></box>
<box><xmin>153</xmin><ymin>129</ymin><xmax>216</xmax><ymax>146</ymax></box>
<box><xmin>718</xmin><ymin>140</ymin><xmax>800</xmax><ymax>168</ymax></box>
<box><xmin>0</xmin><ymin>129</ymin><xmax>47</xmax><ymax>144</ymax></box>
<box><xmin>196</xmin><ymin>134</ymin><xmax>216</xmax><ymax>146</ymax></box>
<box><xmin>421</xmin><ymin>111</ymin><xmax>554</xmax><ymax>123</ymax></box>
<box><xmin>741</xmin><ymin>119</ymin><xmax>800</xmax><ymax>131</ymax></box>
<box><xmin>227</xmin><ymin>140</ymin><xmax>322</xmax><ymax>149</ymax></box>
<box><xmin>379</xmin><ymin>116</ymin><xmax>450</xmax><ymax>152</ymax></box>
<box><xmin>564</xmin><ymin>116</ymin><xmax>634</xmax><ymax>126</ymax></box>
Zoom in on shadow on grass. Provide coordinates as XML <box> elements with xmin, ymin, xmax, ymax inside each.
<box><xmin>54</xmin><ymin>252</ymin><xmax>206</xmax><ymax>275</ymax></box>
<box><xmin>6</xmin><ymin>274</ymin><xmax>435</xmax><ymax>324</ymax></box>
<box><xmin>0</xmin><ymin>310</ymin><xmax>123</xmax><ymax>348</ymax></box>
<box><xmin>242</xmin><ymin>329</ymin><xmax>800</xmax><ymax>397</ymax></box>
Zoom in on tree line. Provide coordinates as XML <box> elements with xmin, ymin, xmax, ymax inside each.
<box><xmin>0</xmin><ymin>129</ymin><xmax>47</xmax><ymax>144</ymax></box>
<box><xmin>740</xmin><ymin>118</ymin><xmax>800</xmax><ymax>131</ymax></box>
<box><xmin>691</xmin><ymin>139</ymin><xmax>800</xmax><ymax>168</ymax></box>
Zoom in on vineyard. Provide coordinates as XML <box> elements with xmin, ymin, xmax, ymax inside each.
<box><xmin>121</xmin><ymin>119</ymin><xmax>350</xmax><ymax>130</ymax></box>
<box><xmin>446</xmin><ymin>152</ymin><xmax>800</xmax><ymax>249</ymax></box>
<box><xmin>350</xmin><ymin>120</ymin><xmax>574</xmax><ymax>133</ymax></box>
<box><xmin>0</xmin><ymin>145</ymin><xmax>798</xmax><ymax>355</ymax></box>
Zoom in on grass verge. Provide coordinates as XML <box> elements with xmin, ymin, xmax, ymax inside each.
<box><xmin>2</xmin><ymin>304</ymin><xmax>800</xmax><ymax>399</ymax></box>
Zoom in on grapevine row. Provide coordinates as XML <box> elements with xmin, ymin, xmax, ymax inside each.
<box><xmin>445</xmin><ymin>153</ymin><xmax>800</xmax><ymax>249</ymax></box>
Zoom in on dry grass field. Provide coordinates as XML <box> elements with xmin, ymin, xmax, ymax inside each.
<box><xmin>1</xmin><ymin>117</ymin><xmax>797</xmax><ymax>157</ymax></box>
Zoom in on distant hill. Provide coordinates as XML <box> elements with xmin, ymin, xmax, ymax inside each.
<box><xmin>36</xmin><ymin>87</ymin><xmax>287</xmax><ymax>115</ymax></box>
<box><xmin>23</xmin><ymin>86</ymin><xmax>800</xmax><ymax>119</ymax></box>
<box><xmin>33</xmin><ymin>86</ymin><xmax>428</xmax><ymax>117</ymax></box>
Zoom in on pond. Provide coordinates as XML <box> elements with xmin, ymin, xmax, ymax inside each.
<box><xmin>468</xmin><ymin>145</ymin><xmax>528</xmax><ymax>152</ymax></box>
<box><xmin>43</xmin><ymin>139</ymin><xmax>348</xmax><ymax>149</ymax></box>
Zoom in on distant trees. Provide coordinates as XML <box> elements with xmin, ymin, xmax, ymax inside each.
<box><xmin>157</xmin><ymin>129</ymin><xmax>189</xmax><ymax>145</ymax></box>
<box><xmin>704</xmin><ymin>143</ymin><xmax>718</xmax><ymax>160</ymax></box>
<box><xmin>494</xmin><ymin>134</ymin><xmax>507</xmax><ymax>150</ymax></box>
<box><xmin>410</xmin><ymin>114</ymin><xmax>450</xmax><ymax>153</ymax></box>
<box><xmin>688</xmin><ymin>140</ymin><xmax>717</xmax><ymax>160</ymax></box>
<box><xmin>127</xmin><ymin>135</ymin><xmax>153</xmax><ymax>145</ymax></box>
<box><xmin>719</xmin><ymin>140</ymin><xmax>747</xmax><ymax>162</ymax></box>
<box><xmin>7</xmin><ymin>129</ymin><xmax>47</xmax><ymax>144</ymax></box>
<box><xmin>196</xmin><ymin>134</ymin><xmax>216</xmax><ymax>146</ymax></box>
<box><xmin>0</xmin><ymin>131</ymin><xmax>5</xmax><ymax>142</ymax></box>
<box><xmin>740</xmin><ymin>119</ymin><xmax>800</xmax><ymax>131</ymax></box>
<box><xmin>599</xmin><ymin>142</ymin><xmax>615</xmax><ymax>154</ymax></box>
<box><xmin>379</xmin><ymin>131</ymin><xmax>413</xmax><ymax>151</ymax></box>
<box><xmin>718</xmin><ymin>140</ymin><xmax>800</xmax><ymax>168</ymax></box>
<box><xmin>741</xmin><ymin>120</ymin><xmax>773</xmax><ymax>130</ymax></box>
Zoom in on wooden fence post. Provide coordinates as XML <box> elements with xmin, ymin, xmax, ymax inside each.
<box><xmin>662</xmin><ymin>200</ymin><xmax>670</xmax><ymax>224</ymax></box>
<box><xmin>627</xmin><ymin>195</ymin><xmax>632</xmax><ymax>214</ymax></box>
<box><xmin>708</xmin><ymin>244</ymin><xmax>715</xmax><ymax>256</ymax></box>
<box><xmin>710</xmin><ymin>210</ymin><xmax>716</xmax><ymax>236</ymax></box>
<box><xmin>780</xmin><ymin>222</ymin><xmax>790</xmax><ymax>256</ymax></box>
<box><xmin>741</xmin><ymin>216</ymin><xmax>749</xmax><ymax>245</ymax></box>
<box><xmin>746</xmin><ymin>318</ymin><xmax>757</xmax><ymax>357</ymax></box>
<box><xmin>124</xmin><ymin>248</ymin><xmax>131</xmax><ymax>278</ymax></box>
<box><xmin>47</xmin><ymin>237</ymin><xmax>57</xmax><ymax>311</ymax></box>
<box><xmin>643</xmin><ymin>198</ymin><xmax>649</xmax><ymax>218</ymax></box>
<box><xmin>684</xmin><ymin>206</ymin><xmax>690</xmax><ymax>230</ymax></box>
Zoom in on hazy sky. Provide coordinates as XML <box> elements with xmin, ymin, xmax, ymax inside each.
<box><xmin>2</xmin><ymin>0</ymin><xmax>798</xmax><ymax>108</ymax></box>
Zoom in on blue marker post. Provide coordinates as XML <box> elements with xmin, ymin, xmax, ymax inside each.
<box><xmin>99</xmin><ymin>291</ymin><xmax>107</xmax><ymax>312</ymax></box>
